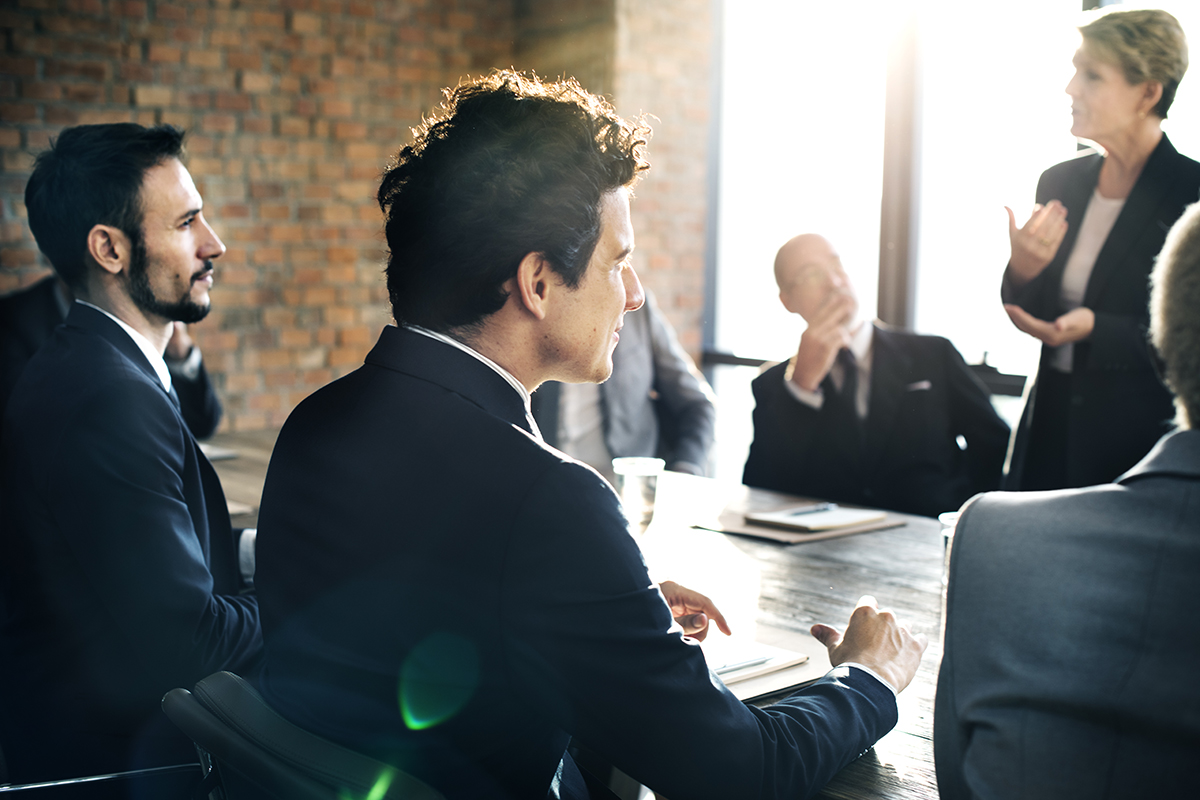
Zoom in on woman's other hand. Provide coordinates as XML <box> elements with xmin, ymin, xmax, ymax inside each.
<box><xmin>1006</xmin><ymin>201</ymin><xmax>1068</xmax><ymax>286</ymax></box>
<box><xmin>1004</xmin><ymin>304</ymin><xmax>1094</xmax><ymax>346</ymax></box>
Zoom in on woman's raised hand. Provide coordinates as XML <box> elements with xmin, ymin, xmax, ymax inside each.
<box><xmin>1006</xmin><ymin>200</ymin><xmax>1068</xmax><ymax>286</ymax></box>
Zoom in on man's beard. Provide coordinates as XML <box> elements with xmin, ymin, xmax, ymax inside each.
<box><xmin>127</xmin><ymin>235</ymin><xmax>211</xmax><ymax>324</ymax></box>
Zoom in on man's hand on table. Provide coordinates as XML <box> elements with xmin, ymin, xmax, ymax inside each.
<box><xmin>658</xmin><ymin>580</ymin><xmax>732</xmax><ymax>643</ymax></box>
<box><xmin>811</xmin><ymin>595</ymin><xmax>927</xmax><ymax>693</ymax></box>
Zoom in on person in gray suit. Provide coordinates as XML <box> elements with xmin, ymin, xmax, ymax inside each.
<box><xmin>934</xmin><ymin>202</ymin><xmax>1200</xmax><ymax>798</ymax></box>
<box><xmin>532</xmin><ymin>290</ymin><xmax>715</xmax><ymax>482</ymax></box>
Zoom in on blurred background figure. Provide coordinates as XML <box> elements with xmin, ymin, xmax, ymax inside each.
<box><xmin>743</xmin><ymin>234</ymin><xmax>1008</xmax><ymax>518</ymax></box>
<box><xmin>532</xmin><ymin>290</ymin><xmax>716</xmax><ymax>483</ymax></box>
<box><xmin>0</xmin><ymin>274</ymin><xmax>222</xmax><ymax>439</ymax></box>
<box><xmin>936</xmin><ymin>199</ymin><xmax>1200</xmax><ymax>800</ymax></box>
<box><xmin>1002</xmin><ymin>8</ymin><xmax>1198</xmax><ymax>490</ymax></box>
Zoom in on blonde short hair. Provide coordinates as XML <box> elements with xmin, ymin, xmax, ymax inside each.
<box><xmin>1150</xmin><ymin>203</ymin><xmax>1200</xmax><ymax>430</ymax></box>
<box><xmin>1080</xmin><ymin>8</ymin><xmax>1188</xmax><ymax>119</ymax></box>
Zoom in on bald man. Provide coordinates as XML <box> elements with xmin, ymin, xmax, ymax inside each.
<box><xmin>742</xmin><ymin>234</ymin><xmax>1010</xmax><ymax>518</ymax></box>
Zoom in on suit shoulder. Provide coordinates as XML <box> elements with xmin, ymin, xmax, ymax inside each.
<box><xmin>1040</xmin><ymin>148</ymin><xmax>1101</xmax><ymax>181</ymax></box>
<box><xmin>751</xmin><ymin>360</ymin><xmax>789</xmax><ymax>390</ymax></box>
<box><xmin>875</xmin><ymin>325</ymin><xmax>959</xmax><ymax>357</ymax></box>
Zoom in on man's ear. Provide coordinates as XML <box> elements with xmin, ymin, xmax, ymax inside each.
<box><xmin>86</xmin><ymin>224</ymin><xmax>131</xmax><ymax>277</ymax></box>
<box><xmin>513</xmin><ymin>251</ymin><xmax>555</xmax><ymax>320</ymax></box>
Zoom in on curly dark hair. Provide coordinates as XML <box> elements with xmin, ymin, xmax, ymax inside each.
<box><xmin>377</xmin><ymin>70</ymin><xmax>651</xmax><ymax>332</ymax></box>
<box><xmin>25</xmin><ymin>123</ymin><xmax>186</xmax><ymax>289</ymax></box>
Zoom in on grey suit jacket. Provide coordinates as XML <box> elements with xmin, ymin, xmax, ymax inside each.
<box><xmin>533</xmin><ymin>293</ymin><xmax>716</xmax><ymax>474</ymax></box>
<box><xmin>935</xmin><ymin>429</ymin><xmax>1200</xmax><ymax>798</ymax></box>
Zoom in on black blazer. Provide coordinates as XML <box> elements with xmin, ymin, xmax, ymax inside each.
<box><xmin>743</xmin><ymin>325</ymin><xmax>1010</xmax><ymax>518</ymax></box>
<box><xmin>0</xmin><ymin>275</ymin><xmax>223</xmax><ymax>439</ymax></box>
<box><xmin>1002</xmin><ymin>134</ymin><xmax>1200</xmax><ymax>488</ymax></box>
<box><xmin>256</xmin><ymin>325</ymin><xmax>897</xmax><ymax>800</ymax></box>
<box><xmin>0</xmin><ymin>303</ymin><xmax>261</xmax><ymax>782</ymax></box>
<box><xmin>936</xmin><ymin>430</ymin><xmax>1200</xmax><ymax>798</ymax></box>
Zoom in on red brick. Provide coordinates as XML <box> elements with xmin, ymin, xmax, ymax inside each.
<box><xmin>134</xmin><ymin>85</ymin><xmax>172</xmax><ymax>106</ymax></box>
<box><xmin>333</xmin><ymin>121</ymin><xmax>366</xmax><ymax>141</ymax></box>
<box><xmin>114</xmin><ymin>1</ymin><xmax>147</xmax><ymax>18</ymax></box>
<box><xmin>241</xmin><ymin>72</ymin><xmax>273</xmax><ymax>93</ymax></box>
<box><xmin>250</xmin><ymin>11</ymin><xmax>285</xmax><ymax>28</ymax></box>
<box><xmin>226</xmin><ymin>52</ymin><xmax>262</xmax><ymax>71</ymax></box>
<box><xmin>290</xmin><ymin>12</ymin><xmax>321</xmax><ymax>33</ymax></box>
<box><xmin>63</xmin><ymin>84</ymin><xmax>105</xmax><ymax>103</ymax></box>
<box><xmin>148</xmin><ymin>44</ymin><xmax>182</xmax><ymax>63</ymax></box>
<box><xmin>0</xmin><ymin>103</ymin><xmax>38</xmax><ymax>123</ymax></box>
<box><xmin>200</xmin><ymin>113</ymin><xmax>236</xmax><ymax>133</ymax></box>
<box><xmin>21</xmin><ymin>81</ymin><xmax>61</xmax><ymax>100</ymax></box>
<box><xmin>187</xmin><ymin>50</ymin><xmax>223</xmax><ymax>69</ymax></box>
<box><xmin>0</xmin><ymin>57</ymin><xmax>38</xmax><ymax>78</ymax></box>
<box><xmin>44</xmin><ymin>60</ymin><xmax>109</xmax><ymax>81</ymax></box>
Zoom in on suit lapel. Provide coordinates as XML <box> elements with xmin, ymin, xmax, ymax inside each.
<box><xmin>65</xmin><ymin>303</ymin><xmax>177</xmax><ymax>408</ymax></box>
<box><xmin>863</xmin><ymin>325</ymin><xmax>911</xmax><ymax>471</ymax></box>
<box><xmin>1085</xmin><ymin>135</ymin><xmax>1183</xmax><ymax>307</ymax></box>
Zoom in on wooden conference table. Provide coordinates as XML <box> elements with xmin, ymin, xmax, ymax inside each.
<box><xmin>206</xmin><ymin>428</ymin><xmax>945</xmax><ymax>800</ymax></box>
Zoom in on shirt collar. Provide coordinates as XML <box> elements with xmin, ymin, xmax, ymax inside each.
<box><xmin>849</xmin><ymin>319</ymin><xmax>874</xmax><ymax>366</ymax></box>
<box><xmin>75</xmin><ymin>300</ymin><xmax>172</xmax><ymax>393</ymax></box>
<box><xmin>404</xmin><ymin>324</ymin><xmax>542</xmax><ymax>440</ymax></box>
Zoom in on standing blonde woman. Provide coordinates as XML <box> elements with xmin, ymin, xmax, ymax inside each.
<box><xmin>1003</xmin><ymin>8</ymin><xmax>1200</xmax><ymax>490</ymax></box>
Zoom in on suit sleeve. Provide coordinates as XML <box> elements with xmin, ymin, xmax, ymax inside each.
<box><xmin>504</xmin><ymin>463</ymin><xmax>897</xmax><ymax>800</ymax></box>
<box><xmin>48</xmin><ymin>377</ymin><xmax>260</xmax><ymax>694</ymax></box>
<box><xmin>645</xmin><ymin>300</ymin><xmax>716</xmax><ymax>474</ymax></box>
<box><xmin>743</xmin><ymin>362</ymin><xmax>821</xmax><ymax>492</ymax></box>
<box><xmin>166</xmin><ymin>346</ymin><xmax>223</xmax><ymax>440</ymax></box>
<box><xmin>941</xmin><ymin>340</ymin><xmax>1010</xmax><ymax>495</ymax></box>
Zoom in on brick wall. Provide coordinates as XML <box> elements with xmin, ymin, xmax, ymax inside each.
<box><xmin>612</xmin><ymin>0</ymin><xmax>712</xmax><ymax>354</ymax></box>
<box><xmin>1</xmin><ymin>0</ymin><xmax>714</xmax><ymax>430</ymax></box>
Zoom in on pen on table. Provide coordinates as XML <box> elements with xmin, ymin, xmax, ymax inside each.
<box><xmin>788</xmin><ymin>502</ymin><xmax>837</xmax><ymax>516</ymax></box>
<box><xmin>715</xmin><ymin>655</ymin><xmax>771</xmax><ymax>675</ymax></box>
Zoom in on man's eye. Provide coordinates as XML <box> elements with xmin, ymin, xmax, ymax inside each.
<box><xmin>181</xmin><ymin>216</ymin><xmax>195</xmax><ymax>228</ymax></box>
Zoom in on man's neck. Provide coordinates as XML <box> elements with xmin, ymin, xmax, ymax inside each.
<box><xmin>75</xmin><ymin>281</ymin><xmax>172</xmax><ymax>355</ymax></box>
<box><xmin>449</xmin><ymin>316</ymin><xmax>543</xmax><ymax>393</ymax></box>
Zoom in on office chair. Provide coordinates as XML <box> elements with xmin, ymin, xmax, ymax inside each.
<box><xmin>0</xmin><ymin>763</ymin><xmax>201</xmax><ymax>799</ymax></box>
<box><xmin>161</xmin><ymin>671</ymin><xmax>445</xmax><ymax>800</ymax></box>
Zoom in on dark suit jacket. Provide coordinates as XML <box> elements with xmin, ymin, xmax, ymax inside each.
<box><xmin>533</xmin><ymin>293</ymin><xmax>716</xmax><ymax>474</ymax></box>
<box><xmin>1002</xmin><ymin>134</ymin><xmax>1200</xmax><ymax>488</ymax></box>
<box><xmin>0</xmin><ymin>303</ymin><xmax>261</xmax><ymax>782</ymax></box>
<box><xmin>0</xmin><ymin>276</ymin><xmax>223</xmax><ymax>439</ymax></box>
<box><xmin>742</xmin><ymin>325</ymin><xmax>1010</xmax><ymax>518</ymax></box>
<box><xmin>935</xmin><ymin>429</ymin><xmax>1200</xmax><ymax>799</ymax></box>
<box><xmin>256</xmin><ymin>325</ymin><xmax>897</xmax><ymax>800</ymax></box>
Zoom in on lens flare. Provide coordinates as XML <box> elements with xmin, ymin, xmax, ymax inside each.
<box><xmin>398</xmin><ymin>632</ymin><xmax>480</xmax><ymax>730</ymax></box>
<box><xmin>339</xmin><ymin>768</ymin><xmax>395</xmax><ymax>800</ymax></box>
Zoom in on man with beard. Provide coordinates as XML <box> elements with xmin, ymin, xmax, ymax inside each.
<box><xmin>0</xmin><ymin>124</ymin><xmax>262</xmax><ymax>783</ymax></box>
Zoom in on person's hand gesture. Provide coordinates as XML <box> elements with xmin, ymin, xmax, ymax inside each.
<box><xmin>1004</xmin><ymin>304</ymin><xmax>1095</xmax><ymax>347</ymax></box>
<box><xmin>658</xmin><ymin>580</ymin><xmax>732</xmax><ymax>642</ymax></box>
<box><xmin>165</xmin><ymin>321</ymin><xmax>195</xmax><ymax>360</ymax></box>
<box><xmin>1006</xmin><ymin>201</ymin><xmax>1068</xmax><ymax>287</ymax></box>
<box><xmin>789</xmin><ymin>291</ymin><xmax>855</xmax><ymax>393</ymax></box>
<box><xmin>811</xmin><ymin>595</ymin><xmax>927</xmax><ymax>693</ymax></box>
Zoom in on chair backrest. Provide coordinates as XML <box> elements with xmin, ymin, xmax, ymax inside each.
<box><xmin>162</xmin><ymin>671</ymin><xmax>444</xmax><ymax>800</ymax></box>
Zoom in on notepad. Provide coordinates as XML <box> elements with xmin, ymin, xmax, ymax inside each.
<box><xmin>705</xmin><ymin>640</ymin><xmax>809</xmax><ymax>684</ymax></box>
<box><xmin>745</xmin><ymin>503</ymin><xmax>887</xmax><ymax>532</ymax></box>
